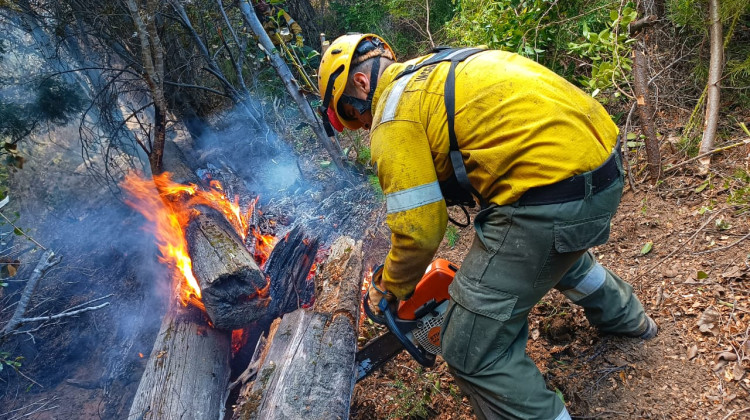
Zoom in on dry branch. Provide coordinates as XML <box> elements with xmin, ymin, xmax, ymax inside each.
<box><xmin>237</xmin><ymin>0</ymin><xmax>346</xmax><ymax>172</ymax></box>
<box><xmin>0</xmin><ymin>249</ymin><xmax>59</xmax><ymax>338</ymax></box>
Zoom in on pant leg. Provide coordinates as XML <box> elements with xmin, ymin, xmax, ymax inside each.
<box><xmin>441</xmin><ymin>164</ymin><xmax>631</xmax><ymax>419</ymax></box>
<box><xmin>555</xmin><ymin>251</ymin><xmax>648</xmax><ymax>335</ymax></box>
<box><xmin>441</xmin><ymin>204</ymin><xmax>582</xmax><ymax>419</ymax></box>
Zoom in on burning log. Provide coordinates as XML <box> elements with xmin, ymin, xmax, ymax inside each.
<box><xmin>231</xmin><ymin>236</ymin><xmax>363</xmax><ymax>420</ymax></box>
<box><xmin>186</xmin><ymin>207</ymin><xmax>269</xmax><ymax>330</ymax></box>
<box><xmin>129</xmin><ymin>224</ymin><xmax>320</xmax><ymax>420</ymax></box>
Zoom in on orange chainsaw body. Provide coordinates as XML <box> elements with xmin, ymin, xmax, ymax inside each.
<box><xmin>397</xmin><ymin>259</ymin><xmax>458</xmax><ymax>320</ymax></box>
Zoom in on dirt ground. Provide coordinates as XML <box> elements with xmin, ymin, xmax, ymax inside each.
<box><xmin>351</xmin><ymin>146</ymin><xmax>750</xmax><ymax>419</ymax></box>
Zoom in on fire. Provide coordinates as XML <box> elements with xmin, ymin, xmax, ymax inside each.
<box><xmin>359</xmin><ymin>267</ymin><xmax>374</xmax><ymax>323</ymax></box>
<box><xmin>252</xmin><ymin>227</ymin><xmax>278</xmax><ymax>267</ymax></box>
<box><xmin>122</xmin><ymin>171</ymin><xmax>275</xmax><ymax>308</ymax></box>
<box><xmin>231</xmin><ymin>329</ymin><xmax>247</xmax><ymax>354</ymax></box>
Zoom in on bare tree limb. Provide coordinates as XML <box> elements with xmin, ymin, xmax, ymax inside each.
<box><xmin>14</xmin><ymin>302</ymin><xmax>110</xmax><ymax>325</ymax></box>
<box><xmin>0</xmin><ymin>249</ymin><xmax>59</xmax><ymax>338</ymax></box>
<box><xmin>663</xmin><ymin>139</ymin><xmax>750</xmax><ymax>174</ymax></box>
<box><xmin>238</xmin><ymin>0</ymin><xmax>346</xmax><ymax>172</ymax></box>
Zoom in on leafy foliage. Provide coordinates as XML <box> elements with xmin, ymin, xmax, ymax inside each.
<box><xmin>327</xmin><ymin>0</ymin><xmax>454</xmax><ymax>56</ymax></box>
<box><xmin>445</xmin><ymin>0</ymin><xmax>557</xmax><ymax>56</ymax></box>
<box><xmin>0</xmin><ymin>351</ymin><xmax>23</xmax><ymax>373</ymax></box>
<box><xmin>566</xmin><ymin>5</ymin><xmax>637</xmax><ymax>95</ymax></box>
<box><xmin>445</xmin><ymin>224</ymin><xmax>459</xmax><ymax>248</ymax></box>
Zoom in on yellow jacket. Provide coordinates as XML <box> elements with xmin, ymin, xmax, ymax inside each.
<box><xmin>261</xmin><ymin>6</ymin><xmax>302</xmax><ymax>45</ymax></box>
<box><xmin>370</xmin><ymin>49</ymin><xmax>618</xmax><ymax>299</ymax></box>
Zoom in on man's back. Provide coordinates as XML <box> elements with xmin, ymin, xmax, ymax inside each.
<box><xmin>370</xmin><ymin>50</ymin><xmax>619</xmax><ymax>206</ymax></box>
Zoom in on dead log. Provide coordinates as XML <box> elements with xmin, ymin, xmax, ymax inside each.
<box><xmin>130</xmin><ymin>138</ymin><xmax>322</xmax><ymax>420</ymax></box>
<box><xmin>231</xmin><ymin>236</ymin><xmax>363</xmax><ymax>420</ymax></box>
<box><xmin>129</xmin><ymin>226</ymin><xmax>320</xmax><ymax>420</ymax></box>
<box><xmin>186</xmin><ymin>207</ymin><xmax>269</xmax><ymax>330</ymax></box>
<box><xmin>128</xmin><ymin>305</ymin><xmax>232</xmax><ymax>420</ymax></box>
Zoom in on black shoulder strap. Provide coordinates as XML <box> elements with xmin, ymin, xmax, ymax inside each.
<box><xmin>444</xmin><ymin>59</ymin><xmax>488</xmax><ymax>209</ymax></box>
<box><xmin>392</xmin><ymin>47</ymin><xmax>489</xmax><ymax>209</ymax></box>
<box><xmin>393</xmin><ymin>47</ymin><xmax>485</xmax><ymax>81</ymax></box>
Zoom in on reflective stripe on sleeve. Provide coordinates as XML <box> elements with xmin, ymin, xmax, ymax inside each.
<box><xmin>561</xmin><ymin>263</ymin><xmax>606</xmax><ymax>302</ymax></box>
<box><xmin>381</xmin><ymin>71</ymin><xmax>417</xmax><ymax>123</ymax></box>
<box><xmin>386</xmin><ymin>181</ymin><xmax>443</xmax><ymax>214</ymax></box>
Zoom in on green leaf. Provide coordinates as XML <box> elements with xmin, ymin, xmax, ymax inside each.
<box><xmin>610</xmin><ymin>10</ymin><xmax>619</xmax><ymax>22</ymax></box>
<box><xmin>555</xmin><ymin>388</ymin><xmax>565</xmax><ymax>403</ymax></box>
<box><xmin>695</xmin><ymin>180</ymin><xmax>710</xmax><ymax>193</ymax></box>
<box><xmin>627</xmin><ymin>141</ymin><xmax>645</xmax><ymax>148</ymax></box>
<box><xmin>697</xmin><ymin>271</ymin><xmax>709</xmax><ymax>280</ymax></box>
<box><xmin>640</xmin><ymin>241</ymin><xmax>653</xmax><ymax>255</ymax></box>
<box><xmin>13</xmin><ymin>227</ymin><xmax>23</xmax><ymax>236</ymax></box>
<box><xmin>626</xmin><ymin>132</ymin><xmax>637</xmax><ymax>140</ymax></box>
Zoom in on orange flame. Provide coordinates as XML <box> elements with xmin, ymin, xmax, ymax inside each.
<box><xmin>122</xmin><ymin>172</ymin><xmax>275</xmax><ymax>308</ymax></box>
<box><xmin>231</xmin><ymin>329</ymin><xmax>247</xmax><ymax>355</ymax></box>
<box><xmin>252</xmin><ymin>227</ymin><xmax>278</xmax><ymax>268</ymax></box>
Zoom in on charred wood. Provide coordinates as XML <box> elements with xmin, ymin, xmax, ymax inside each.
<box><xmin>231</xmin><ymin>236</ymin><xmax>363</xmax><ymax>420</ymax></box>
<box><xmin>186</xmin><ymin>207</ymin><xmax>269</xmax><ymax>330</ymax></box>
<box><xmin>263</xmin><ymin>225</ymin><xmax>318</xmax><ymax>317</ymax></box>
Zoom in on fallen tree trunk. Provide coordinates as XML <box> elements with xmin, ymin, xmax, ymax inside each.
<box><xmin>129</xmin><ymin>226</ymin><xmax>320</xmax><ymax>420</ymax></box>
<box><xmin>187</xmin><ymin>207</ymin><xmax>269</xmax><ymax>330</ymax></box>
<box><xmin>128</xmin><ymin>305</ymin><xmax>232</xmax><ymax>420</ymax></box>
<box><xmin>130</xmin><ymin>138</ymin><xmax>322</xmax><ymax>420</ymax></box>
<box><xmin>231</xmin><ymin>236</ymin><xmax>363</xmax><ymax>420</ymax></box>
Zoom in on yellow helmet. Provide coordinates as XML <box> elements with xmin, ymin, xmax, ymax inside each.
<box><xmin>317</xmin><ymin>33</ymin><xmax>395</xmax><ymax>132</ymax></box>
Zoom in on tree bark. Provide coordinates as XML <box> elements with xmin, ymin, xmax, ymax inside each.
<box><xmin>128</xmin><ymin>305</ymin><xmax>232</xmax><ymax>420</ymax></box>
<box><xmin>126</xmin><ymin>0</ymin><xmax>168</xmax><ymax>175</ymax></box>
<box><xmin>633</xmin><ymin>48</ymin><xmax>661</xmax><ymax>179</ymax></box>
<box><xmin>187</xmin><ymin>208</ymin><xmax>269</xmax><ymax>330</ymax></box>
<box><xmin>237</xmin><ymin>0</ymin><xmax>346</xmax><ymax>172</ymax></box>
<box><xmin>231</xmin><ymin>236</ymin><xmax>363</xmax><ymax>420</ymax></box>
<box><xmin>698</xmin><ymin>0</ymin><xmax>723</xmax><ymax>174</ymax></box>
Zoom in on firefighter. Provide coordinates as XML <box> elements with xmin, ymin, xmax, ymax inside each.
<box><xmin>253</xmin><ymin>0</ymin><xmax>304</xmax><ymax>48</ymax></box>
<box><xmin>318</xmin><ymin>33</ymin><xmax>658</xmax><ymax>420</ymax></box>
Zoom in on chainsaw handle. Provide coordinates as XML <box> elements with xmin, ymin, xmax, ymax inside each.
<box><xmin>381</xmin><ymin>298</ymin><xmax>436</xmax><ymax>368</ymax></box>
<box><xmin>362</xmin><ymin>289</ymin><xmax>386</xmax><ymax>325</ymax></box>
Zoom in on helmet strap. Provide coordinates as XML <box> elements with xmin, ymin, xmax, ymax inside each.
<box><xmin>339</xmin><ymin>56</ymin><xmax>381</xmax><ymax>117</ymax></box>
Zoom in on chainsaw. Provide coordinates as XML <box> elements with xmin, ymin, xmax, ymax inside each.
<box><xmin>356</xmin><ymin>259</ymin><xmax>458</xmax><ymax>382</ymax></box>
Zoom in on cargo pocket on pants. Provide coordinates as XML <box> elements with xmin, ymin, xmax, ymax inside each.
<box><xmin>553</xmin><ymin>213</ymin><xmax>612</xmax><ymax>253</ymax></box>
<box><xmin>442</xmin><ymin>284</ymin><xmax>518</xmax><ymax>375</ymax></box>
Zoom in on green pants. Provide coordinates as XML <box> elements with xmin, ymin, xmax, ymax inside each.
<box><xmin>441</xmin><ymin>159</ymin><xmax>648</xmax><ymax>419</ymax></box>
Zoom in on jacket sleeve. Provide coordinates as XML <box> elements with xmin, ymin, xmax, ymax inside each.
<box><xmin>282</xmin><ymin>10</ymin><xmax>303</xmax><ymax>36</ymax></box>
<box><xmin>371</xmin><ymin>120</ymin><xmax>448</xmax><ymax>299</ymax></box>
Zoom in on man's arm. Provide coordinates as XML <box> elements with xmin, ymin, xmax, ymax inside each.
<box><xmin>371</xmin><ymin>120</ymin><xmax>448</xmax><ymax>299</ymax></box>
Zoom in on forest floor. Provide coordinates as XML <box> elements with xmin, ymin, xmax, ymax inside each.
<box><xmin>351</xmin><ymin>145</ymin><xmax>750</xmax><ymax>419</ymax></box>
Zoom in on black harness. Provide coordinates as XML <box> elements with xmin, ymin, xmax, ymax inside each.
<box><xmin>392</xmin><ymin>47</ymin><xmax>488</xmax><ymax>225</ymax></box>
